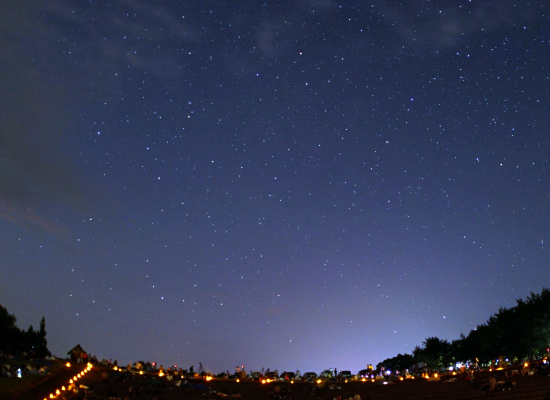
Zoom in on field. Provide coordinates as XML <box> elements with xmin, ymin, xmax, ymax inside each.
<box><xmin>3</xmin><ymin>361</ymin><xmax>550</xmax><ymax>400</ymax></box>
<box><xmin>0</xmin><ymin>358</ymin><xmax>65</xmax><ymax>400</ymax></box>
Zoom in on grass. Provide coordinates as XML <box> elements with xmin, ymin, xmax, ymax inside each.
<box><xmin>0</xmin><ymin>358</ymin><xmax>64</xmax><ymax>399</ymax></box>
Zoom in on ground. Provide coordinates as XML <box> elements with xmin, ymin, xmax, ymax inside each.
<box><xmin>3</xmin><ymin>361</ymin><xmax>550</xmax><ymax>400</ymax></box>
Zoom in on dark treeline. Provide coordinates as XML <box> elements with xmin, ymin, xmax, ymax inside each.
<box><xmin>378</xmin><ymin>288</ymin><xmax>550</xmax><ymax>372</ymax></box>
<box><xmin>0</xmin><ymin>304</ymin><xmax>51</xmax><ymax>358</ymax></box>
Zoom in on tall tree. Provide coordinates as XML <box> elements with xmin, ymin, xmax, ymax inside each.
<box><xmin>0</xmin><ymin>305</ymin><xmax>20</xmax><ymax>353</ymax></box>
<box><xmin>0</xmin><ymin>304</ymin><xmax>51</xmax><ymax>357</ymax></box>
<box><xmin>36</xmin><ymin>317</ymin><xmax>50</xmax><ymax>357</ymax></box>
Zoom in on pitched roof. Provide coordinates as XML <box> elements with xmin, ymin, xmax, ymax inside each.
<box><xmin>67</xmin><ymin>344</ymin><xmax>86</xmax><ymax>355</ymax></box>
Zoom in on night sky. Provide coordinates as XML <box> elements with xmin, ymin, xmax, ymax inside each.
<box><xmin>1</xmin><ymin>0</ymin><xmax>549</xmax><ymax>374</ymax></box>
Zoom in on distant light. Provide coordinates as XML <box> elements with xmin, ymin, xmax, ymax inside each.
<box><xmin>66</xmin><ymin>362</ymin><xmax>71</xmax><ymax>367</ymax></box>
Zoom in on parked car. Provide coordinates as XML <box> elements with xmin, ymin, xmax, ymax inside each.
<box><xmin>279</xmin><ymin>371</ymin><xmax>296</xmax><ymax>381</ymax></box>
<box><xmin>302</xmin><ymin>372</ymin><xmax>317</xmax><ymax>382</ymax></box>
<box><xmin>319</xmin><ymin>369</ymin><xmax>335</xmax><ymax>379</ymax></box>
<box><xmin>264</xmin><ymin>371</ymin><xmax>279</xmax><ymax>380</ymax></box>
<box><xmin>337</xmin><ymin>370</ymin><xmax>353</xmax><ymax>381</ymax></box>
<box><xmin>249</xmin><ymin>371</ymin><xmax>263</xmax><ymax>381</ymax></box>
<box><xmin>356</xmin><ymin>369</ymin><xmax>371</xmax><ymax>379</ymax></box>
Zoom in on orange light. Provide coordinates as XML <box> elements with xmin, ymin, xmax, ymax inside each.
<box><xmin>371</xmin><ymin>379</ymin><xmax>375</xmax><ymax>382</ymax></box>
<box><xmin>291</xmin><ymin>380</ymin><xmax>294</xmax><ymax>384</ymax></box>
<box><xmin>524</xmin><ymin>363</ymin><xmax>528</xmax><ymax>367</ymax></box>
<box><xmin>399</xmin><ymin>377</ymin><xmax>403</xmax><ymax>381</ymax></box>
<box><xmin>61</xmin><ymin>386</ymin><xmax>66</xmax><ymax>391</ymax></box>
<box><xmin>139</xmin><ymin>371</ymin><xmax>143</xmax><ymax>375</ymax></box>
<box><xmin>345</xmin><ymin>379</ymin><xmax>348</xmax><ymax>383</ymax></box>
<box><xmin>362</xmin><ymin>378</ymin><xmax>366</xmax><ymax>382</ymax></box>
<box><xmin>159</xmin><ymin>371</ymin><xmax>164</xmax><ymax>377</ymax></box>
<box><xmin>114</xmin><ymin>366</ymin><xmax>118</xmax><ymax>371</ymax></box>
<box><xmin>56</xmin><ymin>389</ymin><xmax>60</xmax><ymax>395</ymax></box>
<box><xmin>69</xmin><ymin>379</ymin><xmax>73</xmax><ymax>384</ymax></box>
<box><xmin>317</xmin><ymin>379</ymin><xmax>322</xmax><ymax>384</ymax></box>
<box><xmin>236</xmin><ymin>379</ymin><xmax>240</xmax><ymax>383</ymax></box>
<box><xmin>434</xmin><ymin>373</ymin><xmax>438</xmax><ymax>378</ymax></box>
<box><xmin>66</xmin><ymin>362</ymin><xmax>71</xmax><ymax>367</ymax></box>
<box><xmin>452</xmin><ymin>372</ymin><xmax>456</xmax><ymax>375</ymax></box>
<box><xmin>261</xmin><ymin>379</ymin><xmax>266</xmax><ymax>384</ymax></box>
<box><xmin>49</xmin><ymin>394</ymin><xmax>54</xmax><ymax>399</ymax></box>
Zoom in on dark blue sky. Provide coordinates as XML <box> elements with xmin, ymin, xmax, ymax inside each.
<box><xmin>1</xmin><ymin>0</ymin><xmax>549</xmax><ymax>373</ymax></box>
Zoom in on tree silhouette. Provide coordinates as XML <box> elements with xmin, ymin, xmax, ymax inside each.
<box><xmin>379</xmin><ymin>287</ymin><xmax>550</xmax><ymax>368</ymax></box>
<box><xmin>0</xmin><ymin>304</ymin><xmax>50</xmax><ymax>357</ymax></box>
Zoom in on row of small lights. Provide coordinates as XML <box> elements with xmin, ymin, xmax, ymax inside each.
<box><xmin>113</xmin><ymin>366</ymin><xmax>215</xmax><ymax>381</ymax></box>
<box><xmin>113</xmin><ymin>365</ymin><xmax>144</xmax><ymax>375</ymax></box>
<box><xmin>45</xmin><ymin>362</ymin><xmax>93</xmax><ymax>400</ymax></box>
<box><xmin>107</xmin><ymin>360</ymin><xmax>535</xmax><ymax>388</ymax></box>
<box><xmin>257</xmin><ymin>373</ymin><xmax>450</xmax><ymax>384</ymax></box>
<box><xmin>255</xmin><ymin>376</ymin><xmax>429</xmax><ymax>385</ymax></box>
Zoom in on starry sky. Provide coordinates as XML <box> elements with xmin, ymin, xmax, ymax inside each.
<box><xmin>1</xmin><ymin>0</ymin><xmax>549</xmax><ymax>373</ymax></box>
